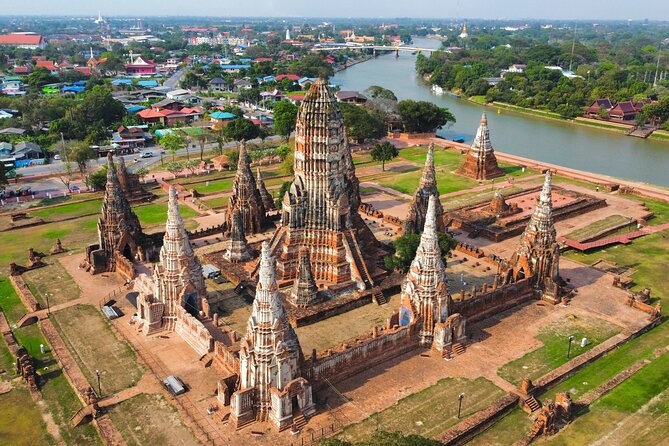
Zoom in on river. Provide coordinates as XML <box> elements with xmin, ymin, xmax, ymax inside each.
<box><xmin>331</xmin><ymin>37</ymin><xmax>669</xmax><ymax>187</ymax></box>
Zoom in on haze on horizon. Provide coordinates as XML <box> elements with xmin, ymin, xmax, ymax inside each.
<box><xmin>2</xmin><ymin>0</ymin><xmax>668</xmax><ymax>21</ymax></box>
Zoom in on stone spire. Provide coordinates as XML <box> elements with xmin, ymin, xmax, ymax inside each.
<box><xmin>403</xmin><ymin>143</ymin><xmax>445</xmax><ymax>234</ymax></box>
<box><xmin>511</xmin><ymin>171</ymin><xmax>561</xmax><ymax>294</ymax></box>
<box><xmin>399</xmin><ymin>196</ymin><xmax>449</xmax><ymax>346</ymax></box>
<box><xmin>225</xmin><ymin>141</ymin><xmax>267</xmax><ymax>234</ymax></box>
<box><xmin>153</xmin><ymin>186</ymin><xmax>208</xmax><ymax>319</ymax></box>
<box><xmin>239</xmin><ymin>242</ymin><xmax>302</xmax><ymax>419</ymax></box>
<box><xmin>289</xmin><ymin>248</ymin><xmax>318</xmax><ymax>307</ymax></box>
<box><xmin>256</xmin><ymin>168</ymin><xmax>276</xmax><ymax>212</ymax></box>
<box><xmin>225</xmin><ymin>210</ymin><xmax>252</xmax><ymax>263</ymax></box>
<box><xmin>456</xmin><ymin>113</ymin><xmax>505</xmax><ymax>180</ymax></box>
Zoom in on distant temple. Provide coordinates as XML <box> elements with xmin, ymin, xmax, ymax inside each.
<box><xmin>510</xmin><ymin>171</ymin><xmax>562</xmax><ymax>301</ymax></box>
<box><xmin>224</xmin><ymin>142</ymin><xmax>268</xmax><ymax>234</ymax></box>
<box><xmin>457</xmin><ymin>112</ymin><xmax>505</xmax><ymax>181</ymax></box>
<box><xmin>270</xmin><ymin>79</ymin><xmax>384</xmax><ymax>292</ymax></box>
<box><xmin>403</xmin><ymin>143</ymin><xmax>445</xmax><ymax>234</ymax></box>
<box><xmin>230</xmin><ymin>242</ymin><xmax>315</xmax><ymax>430</ymax></box>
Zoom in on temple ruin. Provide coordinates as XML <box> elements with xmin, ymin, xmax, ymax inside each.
<box><xmin>403</xmin><ymin>143</ymin><xmax>445</xmax><ymax>234</ymax></box>
<box><xmin>257</xmin><ymin>167</ymin><xmax>276</xmax><ymax>212</ymax></box>
<box><xmin>225</xmin><ymin>211</ymin><xmax>253</xmax><ymax>263</ymax></box>
<box><xmin>456</xmin><ymin>112</ymin><xmax>505</xmax><ymax>180</ymax></box>
<box><xmin>224</xmin><ymin>141</ymin><xmax>268</xmax><ymax>234</ymax></box>
<box><xmin>117</xmin><ymin>155</ymin><xmax>154</xmax><ymax>203</ymax></box>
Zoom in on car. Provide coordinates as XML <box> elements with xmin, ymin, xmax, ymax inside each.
<box><xmin>214</xmin><ymin>275</ymin><xmax>229</xmax><ymax>284</ymax></box>
<box><xmin>140</xmin><ymin>151</ymin><xmax>154</xmax><ymax>158</ymax></box>
<box><xmin>53</xmin><ymin>154</ymin><xmax>61</xmax><ymax>160</ymax></box>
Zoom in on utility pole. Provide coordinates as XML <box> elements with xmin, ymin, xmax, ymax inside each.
<box><xmin>96</xmin><ymin>369</ymin><xmax>102</xmax><ymax>397</ymax></box>
<box><xmin>44</xmin><ymin>293</ymin><xmax>50</xmax><ymax>315</ymax></box>
<box><xmin>653</xmin><ymin>44</ymin><xmax>662</xmax><ymax>88</ymax></box>
<box><xmin>568</xmin><ymin>24</ymin><xmax>577</xmax><ymax>72</ymax></box>
<box><xmin>457</xmin><ymin>393</ymin><xmax>465</xmax><ymax>419</ymax></box>
<box><xmin>567</xmin><ymin>335</ymin><xmax>574</xmax><ymax>359</ymax></box>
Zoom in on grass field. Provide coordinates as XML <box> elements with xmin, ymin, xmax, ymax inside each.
<box><xmin>465</xmin><ymin>406</ymin><xmax>531</xmax><ymax>446</ymax></box>
<box><xmin>107</xmin><ymin>393</ymin><xmax>200</xmax><ymax>446</ymax></box>
<box><xmin>23</xmin><ymin>261</ymin><xmax>81</xmax><ymax>308</ymax></box>
<box><xmin>497</xmin><ymin>314</ymin><xmax>621</xmax><ymax>386</ymax></box>
<box><xmin>338</xmin><ymin>377</ymin><xmax>505</xmax><ymax>443</ymax></box>
<box><xmin>30</xmin><ymin>198</ymin><xmax>103</xmax><ymax>221</ymax></box>
<box><xmin>0</xmin><ymin>276</ymin><xmax>28</xmax><ymax>324</ymax></box>
<box><xmin>203</xmin><ymin>196</ymin><xmax>228</xmax><ymax>209</ymax></box>
<box><xmin>0</xmin><ymin>325</ymin><xmax>14</xmax><ymax>377</ymax></box>
<box><xmin>565</xmin><ymin>214</ymin><xmax>633</xmax><ymax>242</ymax></box>
<box><xmin>132</xmin><ymin>202</ymin><xmax>199</xmax><ymax>227</ymax></box>
<box><xmin>0</xmin><ymin>386</ymin><xmax>54</xmax><ymax>446</ymax></box>
<box><xmin>50</xmin><ymin>304</ymin><xmax>143</xmax><ymax>395</ymax></box>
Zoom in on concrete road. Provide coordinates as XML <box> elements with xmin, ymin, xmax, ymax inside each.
<box><xmin>163</xmin><ymin>68</ymin><xmax>186</xmax><ymax>89</ymax></box>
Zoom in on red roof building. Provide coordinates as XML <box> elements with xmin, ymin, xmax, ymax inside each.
<box><xmin>609</xmin><ymin>100</ymin><xmax>639</xmax><ymax>122</ymax></box>
<box><xmin>275</xmin><ymin>74</ymin><xmax>301</xmax><ymax>82</ymax></box>
<box><xmin>35</xmin><ymin>61</ymin><xmax>58</xmax><ymax>72</ymax></box>
<box><xmin>125</xmin><ymin>54</ymin><xmax>157</xmax><ymax>76</ymax></box>
<box><xmin>0</xmin><ymin>33</ymin><xmax>46</xmax><ymax>49</ymax></box>
<box><xmin>584</xmin><ymin>98</ymin><xmax>613</xmax><ymax>117</ymax></box>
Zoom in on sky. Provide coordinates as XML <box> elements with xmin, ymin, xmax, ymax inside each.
<box><xmin>2</xmin><ymin>0</ymin><xmax>668</xmax><ymax>21</ymax></box>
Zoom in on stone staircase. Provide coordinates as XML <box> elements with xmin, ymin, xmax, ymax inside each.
<box><xmin>522</xmin><ymin>396</ymin><xmax>541</xmax><ymax>413</ymax></box>
<box><xmin>372</xmin><ymin>286</ymin><xmax>388</xmax><ymax>305</ymax></box>
<box><xmin>451</xmin><ymin>343</ymin><xmax>466</xmax><ymax>356</ymax></box>
<box><xmin>345</xmin><ymin>229</ymin><xmax>374</xmax><ymax>289</ymax></box>
<box><xmin>292</xmin><ymin>414</ymin><xmax>308</xmax><ymax>431</ymax></box>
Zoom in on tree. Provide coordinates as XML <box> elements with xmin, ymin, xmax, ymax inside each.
<box><xmin>184</xmin><ymin>159</ymin><xmax>200</xmax><ymax>176</ymax></box>
<box><xmin>88</xmin><ymin>165</ymin><xmax>107</xmax><ymax>191</ymax></box>
<box><xmin>273</xmin><ymin>101</ymin><xmax>298</xmax><ymax>140</ymax></box>
<box><xmin>164</xmin><ymin>161</ymin><xmax>184</xmax><ymax>178</ymax></box>
<box><xmin>366</xmin><ymin>85</ymin><xmax>398</xmax><ymax>101</ymax></box>
<box><xmin>225</xmin><ymin>148</ymin><xmax>239</xmax><ymax>169</ymax></box>
<box><xmin>370</xmin><ymin>141</ymin><xmax>399</xmax><ymax>171</ymax></box>
<box><xmin>223</xmin><ymin>118</ymin><xmax>259</xmax><ymax>143</ymax></box>
<box><xmin>397</xmin><ymin>100</ymin><xmax>455</xmax><ymax>133</ymax></box>
<box><xmin>339</xmin><ymin>103</ymin><xmax>386</xmax><ymax>142</ymax></box>
<box><xmin>384</xmin><ymin>232</ymin><xmax>456</xmax><ymax>272</ymax></box>
<box><xmin>0</xmin><ymin>162</ymin><xmax>7</xmax><ymax>193</ymax></box>
<box><xmin>66</xmin><ymin>141</ymin><xmax>96</xmax><ymax>188</ymax></box>
<box><xmin>26</xmin><ymin>67</ymin><xmax>58</xmax><ymax>89</ymax></box>
<box><xmin>276</xmin><ymin>144</ymin><xmax>291</xmax><ymax>161</ymax></box>
<box><xmin>274</xmin><ymin>181</ymin><xmax>291</xmax><ymax>209</ymax></box>
<box><xmin>135</xmin><ymin>167</ymin><xmax>149</xmax><ymax>183</ymax></box>
<box><xmin>161</xmin><ymin>132</ymin><xmax>184</xmax><ymax>162</ymax></box>
<box><xmin>58</xmin><ymin>161</ymin><xmax>76</xmax><ymax>192</ymax></box>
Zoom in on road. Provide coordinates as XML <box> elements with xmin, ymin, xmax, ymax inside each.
<box><xmin>163</xmin><ymin>68</ymin><xmax>186</xmax><ymax>90</ymax></box>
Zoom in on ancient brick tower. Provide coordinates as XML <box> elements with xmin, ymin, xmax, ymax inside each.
<box><xmin>398</xmin><ymin>196</ymin><xmax>450</xmax><ymax>346</ymax></box>
<box><xmin>231</xmin><ymin>242</ymin><xmax>315</xmax><ymax>430</ymax></box>
<box><xmin>225</xmin><ymin>211</ymin><xmax>252</xmax><ymax>263</ymax></box>
<box><xmin>457</xmin><ymin>112</ymin><xmax>505</xmax><ymax>180</ymax></box>
<box><xmin>83</xmin><ymin>152</ymin><xmax>145</xmax><ymax>274</ymax></box>
<box><xmin>116</xmin><ymin>155</ymin><xmax>153</xmax><ymax>202</ymax></box>
<box><xmin>510</xmin><ymin>171</ymin><xmax>561</xmax><ymax>299</ymax></box>
<box><xmin>270</xmin><ymin>78</ymin><xmax>379</xmax><ymax>291</ymax></box>
<box><xmin>257</xmin><ymin>168</ymin><xmax>276</xmax><ymax>212</ymax></box>
<box><xmin>149</xmin><ymin>186</ymin><xmax>209</xmax><ymax>329</ymax></box>
<box><xmin>289</xmin><ymin>248</ymin><xmax>318</xmax><ymax>307</ymax></box>
<box><xmin>403</xmin><ymin>143</ymin><xmax>445</xmax><ymax>234</ymax></box>
<box><xmin>225</xmin><ymin>141</ymin><xmax>267</xmax><ymax>234</ymax></box>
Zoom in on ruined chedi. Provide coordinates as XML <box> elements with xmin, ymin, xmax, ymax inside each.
<box><xmin>225</xmin><ymin>210</ymin><xmax>253</xmax><ymax>263</ymax></box>
<box><xmin>231</xmin><ymin>242</ymin><xmax>315</xmax><ymax>430</ymax></box>
<box><xmin>457</xmin><ymin>112</ymin><xmax>505</xmax><ymax>180</ymax></box>
<box><xmin>136</xmin><ymin>186</ymin><xmax>210</xmax><ymax>333</ymax></box>
<box><xmin>271</xmin><ymin>78</ymin><xmax>378</xmax><ymax>290</ymax></box>
<box><xmin>83</xmin><ymin>152</ymin><xmax>145</xmax><ymax>274</ymax></box>
<box><xmin>510</xmin><ymin>171</ymin><xmax>561</xmax><ymax>300</ymax></box>
<box><xmin>289</xmin><ymin>248</ymin><xmax>319</xmax><ymax>307</ymax></box>
<box><xmin>398</xmin><ymin>196</ymin><xmax>450</xmax><ymax>346</ymax></box>
<box><xmin>257</xmin><ymin>167</ymin><xmax>276</xmax><ymax>212</ymax></box>
<box><xmin>403</xmin><ymin>143</ymin><xmax>445</xmax><ymax>234</ymax></box>
<box><xmin>225</xmin><ymin>141</ymin><xmax>267</xmax><ymax>234</ymax></box>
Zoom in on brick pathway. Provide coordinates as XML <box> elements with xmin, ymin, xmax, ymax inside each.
<box><xmin>558</xmin><ymin>222</ymin><xmax>669</xmax><ymax>251</ymax></box>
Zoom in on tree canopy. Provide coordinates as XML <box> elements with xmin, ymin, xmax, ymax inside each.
<box><xmin>161</xmin><ymin>132</ymin><xmax>185</xmax><ymax>161</ymax></box>
<box><xmin>370</xmin><ymin>141</ymin><xmax>399</xmax><ymax>171</ymax></box>
<box><xmin>366</xmin><ymin>85</ymin><xmax>398</xmax><ymax>101</ymax></box>
<box><xmin>223</xmin><ymin>118</ymin><xmax>260</xmax><ymax>143</ymax></box>
<box><xmin>397</xmin><ymin>100</ymin><xmax>455</xmax><ymax>133</ymax></box>
<box><xmin>384</xmin><ymin>231</ymin><xmax>456</xmax><ymax>272</ymax></box>
<box><xmin>339</xmin><ymin>103</ymin><xmax>386</xmax><ymax>142</ymax></box>
<box><xmin>273</xmin><ymin>101</ymin><xmax>298</xmax><ymax>140</ymax></box>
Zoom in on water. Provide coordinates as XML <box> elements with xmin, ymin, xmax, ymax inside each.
<box><xmin>332</xmin><ymin>37</ymin><xmax>669</xmax><ymax>187</ymax></box>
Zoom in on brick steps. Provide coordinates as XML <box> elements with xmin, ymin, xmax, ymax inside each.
<box><xmin>523</xmin><ymin>396</ymin><xmax>541</xmax><ymax>413</ymax></box>
<box><xmin>372</xmin><ymin>286</ymin><xmax>388</xmax><ymax>305</ymax></box>
<box><xmin>451</xmin><ymin>343</ymin><xmax>466</xmax><ymax>356</ymax></box>
<box><xmin>292</xmin><ymin>414</ymin><xmax>308</xmax><ymax>431</ymax></box>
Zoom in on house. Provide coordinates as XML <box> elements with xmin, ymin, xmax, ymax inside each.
<box><xmin>138</xmin><ymin>106</ymin><xmax>202</xmax><ymax>126</ymax></box>
<box><xmin>166</xmin><ymin>89</ymin><xmax>192</xmax><ymax>101</ymax></box>
<box><xmin>35</xmin><ymin>61</ymin><xmax>58</xmax><ymax>73</ymax></box>
<box><xmin>507</xmin><ymin>64</ymin><xmax>526</xmax><ymax>73</ymax></box>
<box><xmin>335</xmin><ymin>91</ymin><xmax>367</xmax><ymax>104</ymax></box>
<box><xmin>220</xmin><ymin>64</ymin><xmax>251</xmax><ymax>73</ymax></box>
<box><xmin>585</xmin><ymin>98</ymin><xmax>614</xmax><ymax>118</ymax></box>
<box><xmin>233</xmin><ymin>79</ymin><xmax>253</xmax><ymax>91</ymax></box>
<box><xmin>209</xmin><ymin>111</ymin><xmax>237</xmax><ymax>126</ymax></box>
<box><xmin>13</xmin><ymin>142</ymin><xmax>44</xmax><ymax>160</ymax></box>
<box><xmin>609</xmin><ymin>100</ymin><xmax>639</xmax><ymax>122</ymax></box>
<box><xmin>0</xmin><ymin>33</ymin><xmax>46</xmax><ymax>49</ymax></box>
<box><xmin>0</xmin><ymin>110</ymin><xmax>15</xmax><ymax>119</ymax></box>
<box><xmin>209</xmin><ymin>77</ymin><xmax>228</xmax><ymax>92</ymax></box>
<box><xmin>111</xmin><ymin>125</ymin><xmax>151</xmax><ymax>151</ymax></box>
<box><xmin>259</xmin><ymin>89</ymin><xmax>284</xmax><ymax>102</ymax></box>
<box><xmin>0</xmin><ymin>142</ymin><xmax>12</xmax><ymax>156</ymax></box>
<box><xmin>0</xmin><ymin>128</ymin><xmax>25</xmax><ymax>136</ymax></box>
<box><xmin>275</xmin><ymin>74</ymin><xmax>301</xmax><ymax>82</ymax></box>
<box><xmin>298</xmin><ymin>77</ymin><xmax>317</xmax><ymax>89</ymax></box>
<box><xmin>152</xmin><ymin>99</ymin><xmax>185</xmax><ymax>111</ymax></box>
<box><xmin>125</xmin><ymin>54</ymin><xmax>157</xmax><ymax>76</ymax></box>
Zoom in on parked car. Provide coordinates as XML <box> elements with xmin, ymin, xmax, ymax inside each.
<box><xmin>140</xmin><ymin>151</ymin><xmax>154</xmax><ymax>158</ymax></box>
<box><xmin>53</xmin><ymin>154</ymin><xmax>61</xmax><ymax>160</ymax></box>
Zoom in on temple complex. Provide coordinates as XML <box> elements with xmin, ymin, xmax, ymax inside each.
<box><xmin>230</xmin><ymin>242</ymin><xmax>315</xmax><ymax>430</ymax></box>
<box><xmin>269</xmin><ymin>78</ymin><xmax>383</xmax><ymax>291</ymax></box>
<box><xmin>225</xmin><ymin>211</ymin><xmax>253</xmax><ymax>263</ymax></box>
<box><xmin>136</xmin><ymin>186</ymin><xmax>211</xmax><ymax>334</ymax></box>
<box><xmin>82</xmin><ymin>152</ymin><xmax>149</xmax><ymax>275</ymax></box>
<box><xmin>509</xmin><ymin>171</ymin><xmax>562</xmax><ymax>300</ymax></box>
<box><xmin>398</xmin><ymin>196</ymin><xmax>450</xmax><ymax>346</ymax></box>
<box><xmin>403</xmin><ymin>144</ymin><xmax>445</xmax><ymax>234</ymax></box>
<box><xmin>257</xmin><ymin>168</ymin><xmax>276</xmax><ymax>212</ymax></box>
<box><xmin>456</xmin><ymin>112</ymin><xmax>505</xmax><ymax>180</ymax></box>
<box><xmin>225</xmin><ymin>142</ymin><xmax>267</xmax><ymax>234</ymax></box>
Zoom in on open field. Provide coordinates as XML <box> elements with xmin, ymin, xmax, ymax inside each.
<box><xmin>497</xmin><ymin>314</ymin><xmax>621</xmax><ymax>386</ymax></box>
<box><xmin>50</xmin><ymin>304</ymin><xmax>143</xmax><ymax>395</ymax></box>
<box><xmin>107</xmin><ymin>393</ymin><xmax>200</xmax><ymax>446</ymax></box>
<box><xmin>0</xmin><ymin>276</ymin><xmax>28</xmax><ymax>323</ymax></box>
<box><xmin>338</xmin><ymin>377</ymin><xmax>505</xmax><ymax>443</ymax></box>
<box><xmin>30</xmin><ymin>198</ymin><xmax>103</xmax><ymax>221</ymax></box>
<box><xmin>464</xmin><ymin>406</ymin><xmax>532</xmax><ymax>446</ymax></box>
<box><xmin>0</xmin><ymin>386</ymin><xmax>54</xmax><ymax>446</ymax></box>
<box><xmin>24</xmin><ymin>261</ymin><xmax>81</xmax><ymax>307</ymax></box>
<box><xmin>564</xmin><ymin>214</ymin><xmax>633</xmax><ymax>242</ymax></box>
<box><xmin>133</xmin><ymin>202</ymin><xmax>199</xmax><ymax>227</ymax></box>
<box><xmin>202</xmin><ymin>196</ymin><xmax>228</xmax><ymax>209</ymax></box>
<box><xmin>0</xmin><ymin>325</ymin><xmax>14</xmax><ymax>377</ymax></box>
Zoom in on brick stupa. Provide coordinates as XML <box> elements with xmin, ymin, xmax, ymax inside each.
<box><xmin>457</xmin><ymin>112</ymin><xmax>505</xmax><ymax>180</ymax></box>
<box><xmin>224</xmin><ymin>141</ymin><xmax>267</xmax><ymax>234</ymax></box>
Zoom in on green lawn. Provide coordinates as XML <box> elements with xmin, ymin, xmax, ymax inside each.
<box><xmin>0</xmin><ymin>276</ymin><xmax>28</xmax><ymax>324</ymax></box>
<box><xmin>50</xmin><ymin>304</ymin><xmax>143</xmax><ymax>395</ymax></box>
<box><xmin>565</xmin><ymin>215</ymin><xmax>633</xmax><ymax>242</ymax></box>
<box><xmin>203</xmin><ymin>196</ymin><xmax>228</xmax><ymax>209</ymax></box>
<box><xmin>464</xmin><ymin>406</ymin><xmax>531</xmax><ymax>446</ymax></box>
<box><xmin>132</xmin><ymin>202</ymin><xmax>199</xmax><ymax>227</ymax></box>
<box><xmin>338</xmin><ymin>377</ymin><xmax>505</xmax><ymax>443</ymax></box>
<box><xmin>0</xmin><ymin>386</ymin><xmax>54</xmax><ymax>446</ymax></box>
<box><xmin>192</xmin><ymin>177</ymin><xmax>234</xmax><ymax>195</ymax></box>
<box><xmin>497</xmin><ymin>314</ymin><xmax>621</xmax><ymax>386</ymax></box>
<box><xmin>30</xmin><ymin>199</ymin><xmax>102</xmax><ymax>221</ymax></box>
<box><xmin>0</xmin><ymin>320</ymin><xmax>15</xmax><ymax>377</ymax></box>
<box><xmin>23</xmin><ymin>262</ymin><xmax>81</xmax><ymax>308</ymax></box>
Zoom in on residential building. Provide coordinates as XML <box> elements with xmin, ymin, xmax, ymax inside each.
<box><xmin>335</xmin><ymin>91</ymin><xmax>368</xmax><ymax>104</ymax></box>
<box><xmin>0</xmin><ymin>33</ymin><xmax>47</xmax><ymax>49</ymax></box>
